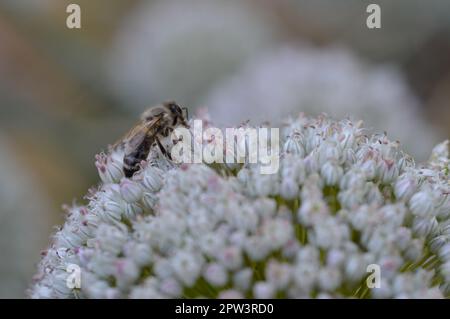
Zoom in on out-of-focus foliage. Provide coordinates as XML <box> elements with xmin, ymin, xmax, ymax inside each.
<box><xmin>284</xmin><ymin>0</ymin><xmax>450</xmax><ymax>61</ymax></box>
<box><xmin>203</xmin><ymin>45</ymin><xmax>442</xmax><ymax>160</ymax></box>
<box><xmin>106</xmin><ymin>0</ymin><xmax>279</xmax><ymax>109</ymax></box>
<box><xmin>0</xmin><ymin>137</ymin><xmax>54</xmax><ymax>298</ymax></box>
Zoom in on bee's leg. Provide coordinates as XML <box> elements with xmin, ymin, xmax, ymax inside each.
<box><xmin>161</xmin><ymin>126</ymin><xmax>174</xmax><ymax>137</ymax></box>
<box><xmin>156</xmin><ymin>137</ymin><xmax>172</xmax><ymax>161</ymax></box>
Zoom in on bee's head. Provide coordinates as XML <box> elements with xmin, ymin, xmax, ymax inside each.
<box><xmin>166</xmin><ymin>101</ymin><xmax>182</xmax><ymax>115</ymax></box>
<box><xmin>165</xmin><ymin>101</ymin><xmax>189</xmax><ymax>127</ymax></box>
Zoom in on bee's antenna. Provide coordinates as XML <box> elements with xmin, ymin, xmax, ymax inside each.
<box><xmin>182</xmin><ymin>106</ymin><xmax>189</xmax><ymax>119</ymax></box>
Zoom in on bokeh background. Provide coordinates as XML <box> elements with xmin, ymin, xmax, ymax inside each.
<box><xmin>0</xmin><ymin>0</ymin><xmax>449</xmax><ymax>298</ymax></box>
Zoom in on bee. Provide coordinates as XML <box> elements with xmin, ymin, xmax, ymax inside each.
<box><xmin>113</xmin><ymin>101</ymin><xmax>189</xmax><ymax>177</ymax></box>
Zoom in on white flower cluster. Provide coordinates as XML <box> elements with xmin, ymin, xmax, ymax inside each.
<box><xmin>30</xmin><ymin>115</ymin><xmax>449</xmax><ymax>299</ymax></box>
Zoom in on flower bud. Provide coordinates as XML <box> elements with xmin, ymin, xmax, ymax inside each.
<box><xmin>394</xmin><ymin>173</ymin><xmax>418</xmax><ymax>200</ymax></box>
<box><xmin>320</xmin><ymin>161</ymin><xmax>343</xmax><ymax>186</ymax></box>
<box><xmin>409</xmin><ymin>190</ymin><xmax>435</xmax><ymax>217</ymax></box>
<box><xmin>95</xmin><ymin>151</ymin><xmax>124</xmax><ymax>184</ymax></box>
<box><xmin>120</xmin><ymin>179</ymin><xmax>143</xmax><ymax>203</ymax></box>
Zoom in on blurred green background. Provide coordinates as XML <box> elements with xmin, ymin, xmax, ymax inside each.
<box><xmin>0</xmin><ymin>0</ymin><xmax>449</xmax><ymax>298</ymax></box>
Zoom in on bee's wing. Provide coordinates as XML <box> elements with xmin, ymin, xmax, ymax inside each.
<box><xmin>112</xmin><ymin>116</ymin><xmax>163</xmax><ymax>151</ymax></box>
<box><xmin>112</xmin><ymin>121</ymin><xmax>144</xmax><ymax>150</ymax></box>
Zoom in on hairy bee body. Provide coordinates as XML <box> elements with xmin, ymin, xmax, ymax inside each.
<box><xmin>122</xmin><ymin>134</ymin><xmax>154</xmax><ymax>178</ymax></box>
<box><xmin>114</xmin><ymin>101</ymin><xmax>188</xmax><ymax>178</ymax></box>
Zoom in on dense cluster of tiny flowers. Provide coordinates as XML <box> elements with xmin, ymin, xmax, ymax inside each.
<box><xmin>30</xmin><ymin>115</ymin><xmax>449</xmax><ymax>299</ymax></box>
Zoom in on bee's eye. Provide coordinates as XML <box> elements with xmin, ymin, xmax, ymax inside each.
<box><xmin>169</xmin><ymin>103</ymin><xmax>181</xmax><ymax>114</ymax></box>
